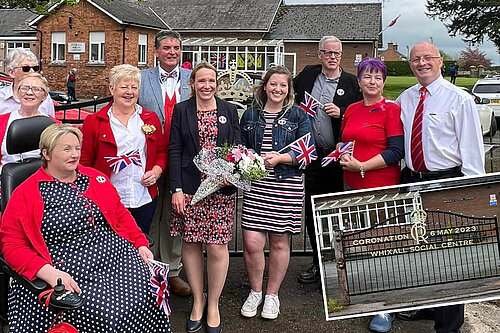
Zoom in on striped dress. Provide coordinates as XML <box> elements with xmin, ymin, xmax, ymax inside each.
<box><xmin>241</xmin><ymin>112</ymin><xmax>304</xmax><ymax>234</ymax></box>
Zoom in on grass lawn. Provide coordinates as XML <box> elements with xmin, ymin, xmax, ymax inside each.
<box><xmin>383</xmin><ymin>76</ymin><xmax>479</xmax><ymax>100</ymax></box>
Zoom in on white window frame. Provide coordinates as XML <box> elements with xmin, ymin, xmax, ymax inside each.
<box><xmin>89</xmin><ymin>31</ymin><xmax>105</xmax><ymax>63</ymax></box>
<box><xmin>138</xmin><ymin>34</ymin><xmax>147</xmax><ymax>65</ymax></box>
<box><xmin>51</xmin><ymin>32</ymin><xmax>66</xmax><ymax>62</ymax></box>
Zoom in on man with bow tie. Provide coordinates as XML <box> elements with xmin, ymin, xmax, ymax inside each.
<box><xmin>138</xmin><ymin>30</ymin><xmax>192</xmax><ymax>297</ymax></box>
<box><xmin>293</xmin><ymin>35</ymin><xmax>362</xmax><ymax>285</ymax></box>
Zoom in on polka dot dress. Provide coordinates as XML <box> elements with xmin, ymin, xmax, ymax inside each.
<box><xmin>7</xmin><ymin>174</ymin><xmax>172</xmax><ymax>332</ymax></box>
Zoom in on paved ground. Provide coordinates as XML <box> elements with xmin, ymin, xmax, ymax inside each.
<box><xmin>167</xmin><ymin>256</ymin><xmax>499</xmax><ymax>333</ymax></box>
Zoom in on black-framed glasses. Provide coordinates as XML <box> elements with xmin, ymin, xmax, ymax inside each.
<box><xmin>18</xmin><ymin>84</ymin><xmax>45</xmax><ymax>94</ymax></box>
<box><xmin>15</xmin><ymin>65</ymin><xmax>40</xmax><ymax>73</ymax></box>
<box><xmin>319</xmin><ymin>50</ymin><xmax>343</xmax><ymax>58</ymax></box>
<box><xmin>409</xmin><ymin>56</ymin><xmax>441</xmax><ymax>64</ymax></box>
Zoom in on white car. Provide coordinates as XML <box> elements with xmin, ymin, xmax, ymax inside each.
<box><xmin>472</xmin><ymin>75</ymin><xmax>500</xmax><ymax>123</ymax></box>
<box><xmin>459</xmin><ymin>87</ymin><xmax>496</xmax><ymax>136</ymax></box>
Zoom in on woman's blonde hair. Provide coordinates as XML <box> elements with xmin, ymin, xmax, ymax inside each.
<box><xmin>253</xmin><ymin>65</ymin><xmax>294</xmax><ymax>111</ymax></box>
<box><xmin>18</xmin><ymin>73</ymin><xmax>49</xmax><ymax>95</ymax></box>
<box><xmin>109</xmin><ymin>64</ymin><xmax>141</xmax><ymax>89</ymax></box>
<box><xmin>189</xmin><ymin>62</ymin><xmax>217</xmax><ymax>98</ymax></box>
<box><xmin>40</xmin><ymin>124</ymin><xmax>82</xmax><ymax>167</ymax></box>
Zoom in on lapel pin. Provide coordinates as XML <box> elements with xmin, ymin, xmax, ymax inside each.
<box><xmin>219</xmin><ymin>115</ymin><xmax>227</xmax><ymax>124</ymax></box>
<box><xmin>96</xmin><ymin>176</ymin><xmax>106</xmax><ymax>183</ymax></box>
<box><xmin>278</xmin><ymin>118</ymin><xmax>287</xmax><ymax>125</ymax></box>
<box><xmin>336</xmin><ymin>88</ymin><xmax>345</xmax><ymax>96</ymax></box>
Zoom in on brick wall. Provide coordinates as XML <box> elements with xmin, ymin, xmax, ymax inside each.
<box><xmin>378</xmin><ymin>42</ymin><xmax>406</xmax><ymax>61</ymax></box>
<box><xmin>37</xmin><ymin>0</ymin><xmax>158</xmax><ymax>98</ymax></box>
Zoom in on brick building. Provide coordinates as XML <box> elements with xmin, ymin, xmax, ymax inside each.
<box><xmin>23</xmin><ymin>0</ymin><xmax>381</xmax><ymax>97</ymax></box>
<box><xmin>378</xmin><ymin>42</ymin><xmax>407</xmax><ymax>61</ymax></box>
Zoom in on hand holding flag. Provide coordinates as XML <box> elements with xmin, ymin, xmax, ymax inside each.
<box><xmin>321</xmin><ymin>141</ymin><xmax>354</xmax><ymax>167</ymax></box>
<box><xmin>148</xmin><ymin>259</ymin><xmax>171</xmax><ymax>316</ymax></box>
<box><xmin>280</xmin><ymin>133</ymin><xmax>317</xmax><ymax>169</ymax></box>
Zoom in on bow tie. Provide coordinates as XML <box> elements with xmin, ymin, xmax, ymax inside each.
<box><xmin>160</xmin><ymin>71</ymin><xmax>178</xmax><ymax>83</ymax></box>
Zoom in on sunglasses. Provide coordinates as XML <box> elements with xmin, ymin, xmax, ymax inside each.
<box><xmin>15</xmin><ymin>65</ymin><xmax>40</xmax><ymax>73</ymax></box>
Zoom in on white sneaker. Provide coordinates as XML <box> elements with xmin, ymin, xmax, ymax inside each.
<box><xmin>240</xmin><ymin>290</ymin><xmax>263</xmax><ymax>318</ymax></box>
<box><xmin>261</xmin><ymin>294</ymin><xmax>280</xmax><ymax>320</ymax></box>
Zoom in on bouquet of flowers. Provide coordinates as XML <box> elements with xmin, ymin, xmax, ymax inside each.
<box><xmin>191</xmin><ymin>144</ymin><xmax>268</xmax><ymax>204</ymax></box>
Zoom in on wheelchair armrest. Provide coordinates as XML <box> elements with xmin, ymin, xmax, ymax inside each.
<box><xmin>0</xmin><ymin>253</ymin><xmax>47</xmax><ymax>293</ymax></box>
<box><xmin>144</xmin><ymin>233</ymin><xmax>155</xmax><ymax>248</ymax></box>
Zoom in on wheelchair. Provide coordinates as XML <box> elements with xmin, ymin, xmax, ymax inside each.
<box><xmin>0</xmin><ymin>116</ymin><xmax>83</xmax><ymax>332</ymax></box>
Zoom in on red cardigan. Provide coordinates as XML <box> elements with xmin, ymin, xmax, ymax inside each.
<box><xmin>80</xmin><ymin>101</ymin><xmax>167</xmax><ymax>199</ymax></box>
<box><xmin>0</xmin><ymin>165</ymin><xmax>149</xmax><ymax>280</ymax></box>
<box><xmin>0</xmin><ymin>113</ymin><xmax>60</xmax><ymax>168</ymax></box>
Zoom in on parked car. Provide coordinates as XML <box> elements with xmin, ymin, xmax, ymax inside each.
<box><xmin>460</xmin><ymin>87</ymin><xmax>496</xmax><ymax>136</ymax></box>
<box><xmin>472</xmin><ymin>75</ymin><xmax>500</xmax><ymax>123</ymax></box>
<box><xmin>49</xmin><ymin>90</ymin><xmax>71</xmax><ymax>104</ymax></box>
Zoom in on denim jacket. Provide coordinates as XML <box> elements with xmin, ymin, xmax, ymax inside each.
<box><xmin>240</xmin><ymin>104</ymin><xmax>312</xmax><ymax>180</ymax></box>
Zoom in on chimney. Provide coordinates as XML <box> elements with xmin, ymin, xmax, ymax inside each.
<box><xmin>392</xmin><ymin>43</ymin><xmax>398</xmax><ymax>51</ymax></box>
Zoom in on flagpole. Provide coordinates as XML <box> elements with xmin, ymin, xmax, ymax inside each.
<box><xmin>378</xmin><ymin>14</ymin><xmax>401</xmax><ymax>35</ymax></box>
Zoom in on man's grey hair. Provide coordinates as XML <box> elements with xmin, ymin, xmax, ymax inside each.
<box><xmin>154</xmin><ymin>30</ymin><xmax>182</xmax><ymax>49</ymax></box>
<box><xmin>319</xmin><ymin>36</ymin><xmax>342</xmax><ymax>50</ymax></box>
<box><xmin>6</xmin><ymin>48</ymin><xmax>38</xmax><ymax>71</ymax></box>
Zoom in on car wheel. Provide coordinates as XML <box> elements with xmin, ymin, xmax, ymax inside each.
<box><xmin>490</xmin><ymin>115</ymin><xmax>497</xmax><ymax>136</ymax></box>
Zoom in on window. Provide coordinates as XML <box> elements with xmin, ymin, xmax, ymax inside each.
<box><xmin>138</xmin><ymin>34</ymin><xmax>147</xmax><ymax>65</ymax></box>
<box><xmin>51</xmin><ymin>32</ymin><xmax>66</xmax><ymax>62</ymax></box>
<box><xmin>90</xmin><ymin>32</ymin><xmax>105</xmax><ymax>62</ymax></box>
<box><xmin>7</xmin><ymin>42</ymin><xmax>31</xmax><ymax>57</ymax></box>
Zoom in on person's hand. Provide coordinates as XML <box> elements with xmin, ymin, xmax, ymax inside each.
<box><xmin>138</xmin><ymin>246</ymin><xmax>153</xmax><ymax>263</ymax></box>
<box><xmin>264</xmin><ymin>151</ymin><xmax>282</xmax><ymax>169</ymax></box>
<box><xmin>141</xmin><ymin>169</ymin><xmax>158</xmax><ymax>187</ymax></box>
<box><xmin>324</xmin><ymin>103</ymin><xmax>341</xmax><ymax>118</ymax></box>
<box><xmin>37</xmin><ymin>265</ymin><xmax>81</xmax><ymax>294</ymax></box>
<box><xmin>339</xmin><ymin>154</ymin><xmax>362</xmax><ymax>173</ymax></box>
<box><xmin>172</xmin><ymin>191</ymin><xmax>185</xmax><ymax>216</ymax></box>
<box><xmin>339</xmin><ymin>153</ymin><xmax>351</xmax><ymax>163</ymax></box>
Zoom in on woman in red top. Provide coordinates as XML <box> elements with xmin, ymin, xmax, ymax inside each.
<box><xmin>81</xmin><ymin>64</ymin><xmax>166</xmax><ymax>234</ymax></box>
<box><xmin>339</xmin><ymin>58</ymin><xmax>404</xmax><ymax>190</ymax></box>
<box><xmin>338</xmin><ymin>58</ymin><xmax>404</xmax><ymax>332</ymax></box>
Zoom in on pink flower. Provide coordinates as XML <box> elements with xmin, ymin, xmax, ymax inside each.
<box><xmin>226</xmin><ymin>153</ymin><xmax>235</xmax><ymax>162</ymax></box>
<box><xmin>232</xmin><ymin>149</ymin><xmax>242</xmax><ymax>162</ymax></box>
<box><xmin>248</xmin><ymin>151</ymin><xmax>255</xmax><ymax>160</ymax></box>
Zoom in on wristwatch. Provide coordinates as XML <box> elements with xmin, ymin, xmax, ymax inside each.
<box><xmin>174</xmin><ymin>188</ymin><xmax>182</xmax><ymax>193</ymax></box>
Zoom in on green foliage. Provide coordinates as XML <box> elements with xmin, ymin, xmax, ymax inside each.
<box><xmin>327</xmin><ymin>299</ymin><xmax>345</xmax><ymax>312</ymax></box>
<box><xmin>426</xmin><ymin>0</ymin><xmax>500</xmax><ymax>51</ymax></box>
<box><xmin>0</xmin><ymin>0</ymin><xmax>78</xmax><ymax>13</ymax></box>
<box><xmin>383</xmin><ymin>61</ymin><xmax>413</xmax><ymax>77</ymax></box>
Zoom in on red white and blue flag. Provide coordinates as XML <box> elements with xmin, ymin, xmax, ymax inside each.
<box><xmin>321</xmin><ymin>141</ymin><xmax>354</xmax><ymax>167</ymax></box>
<box><xmin>288</xmin><ymin>133</ymin><xmax>317</xmax><ymax>169</ymax></box>
<box><xmin>148</xmin><ymin>259</ymin><xmax>171</xmax><ymax>316</ymax></box>
<box><xmin>104</xmin><ymin>149</ymin><xmax>142</xmax><ymax>174</ymax></box>
<box><xmin>300</xmin><ymin>92</ymin><xmax>321</xmax><ymax>119</ymax></box>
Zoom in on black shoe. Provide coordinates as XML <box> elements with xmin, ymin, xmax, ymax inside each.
<box><xmin>206</xmin><ymin>324</ymin><xmax>222</xmax><ymax>333</ymax></box>
<box><xmin>186</xmin><ymin>318</ymin><xmax>203</xmax><ymax>333</ymax></box>
<box><xmin>396</xmin><ymin>309</ymin><xmax>434</xmax><ymax>321</ymax></box>
<box><xmin>298</xmin><ymin>264</ymin><xmax>320</xmax><ymax>284</ymax></box>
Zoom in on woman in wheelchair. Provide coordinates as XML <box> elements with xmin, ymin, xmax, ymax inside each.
<box><xmin>0</xmin><ymin>73</ymin><xmax>59</xmax><ymax>173</ymax></box>
<box><xmin>0</xmin><ymin>124</ymin><xmax>172</xmax><ymax>332</ymax></box>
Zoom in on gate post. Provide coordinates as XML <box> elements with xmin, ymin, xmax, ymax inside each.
<box><xmin>333</xmin><ymin>230</ymin><xmax>350</xmax><ymax>305</ymax></box>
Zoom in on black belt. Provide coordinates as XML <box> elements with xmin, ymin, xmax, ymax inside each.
<box><xmin>410</xmin><ymin>166</ymin><xmax>461</xmax><ymax>179</ymax></box>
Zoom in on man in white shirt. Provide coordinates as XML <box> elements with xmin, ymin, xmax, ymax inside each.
<box><xmin>138</xmin><ymin>30</ymin><xmax>192</xmax><ymax>297</ymax></box>
<box><xmin>396</xmin><ymin>42</ymin><xmax>485</xmax><ymax>333</ymax></box>
<box><xmin>0</xmin><ymin>48</ymin><xmax>55</xmax><ymax>117</ymax></box>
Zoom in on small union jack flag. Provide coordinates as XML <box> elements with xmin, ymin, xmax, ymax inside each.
<box><xmin>288</xmin><ymin>133</ymin><xmax>317</xmax><ymax>169</ymax></box>
<box><xmin>104</xmin><ymin>149</ymin><xmax>142</xmax><ymax>174</ymax></box>
<box><xmin>300</xmin><ymin>92</ymin><xmax>321</xmax><ymax>119</ymax></box>
<box><xmin>149</xmin><ymin>259</ymin><xmax>171</xmax><ymax>316</ymax></box>
<box><xmin>321</xmin><ymin>141</ymin><xmax>354</xmax><ymax>167</ymax></box>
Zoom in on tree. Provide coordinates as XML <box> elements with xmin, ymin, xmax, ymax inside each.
<box><xmin>0</xmin><ymin>0</ymin><xmax>78</xmax><ymax>13</ymax></box>
<box><xmin>426</xmin><ymin>0</ymin><xmax>500</xmax><ymax>51</ymax></box>
<box><xmin>459</xmin><ymin>47</ymin><xmax>493</xmax><ymax>68</ymax></box>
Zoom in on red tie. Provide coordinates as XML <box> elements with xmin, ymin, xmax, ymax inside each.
<box><xmin>411</xmin><ymin>87</ymin><xmax>428</xmax><ymax>172</ymax></box>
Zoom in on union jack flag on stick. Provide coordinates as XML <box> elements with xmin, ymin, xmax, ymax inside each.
<box><xmin>279</xmin><ymin>133</ymin><xmax>317</xmax><ymax>169</ymax></box>
<box><xmin>104</xmin><ymin>149</ymin><xmax>142</xmax><ymax>174</ymax></box>
<box><xmin>321</xmin><ymin>141</ymin><xmax>355</xmax><ymax>167</ymax></box>
<box><xmin>300</xmin><ymin>91</ymin><xmax>321</xmax><ymax>119</ymax></box>
<box><xmin>148</xmin><ymin>259</ymin><xmax>171</xmax><ymax>316</ymax></box>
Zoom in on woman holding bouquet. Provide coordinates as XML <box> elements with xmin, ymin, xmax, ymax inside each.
<box><xmin>239</xmin><ymin>65</ymin><xmax>312</xmax><ymax>320</ymax></box>
<box><xmin>169</xmin><ymin>62</ymin><xmax>240</xmax><ymax>333</ymax></box>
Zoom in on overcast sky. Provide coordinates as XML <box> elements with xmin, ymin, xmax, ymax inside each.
<box><xmin>284</xmin><ymin>0</ymin><xmax>500</xmax><ymax>65</ymax></box>
<box><xmin>382</xmin><ymin>0</ymin><xmax>499</xmax><ymax>65</ymax></box>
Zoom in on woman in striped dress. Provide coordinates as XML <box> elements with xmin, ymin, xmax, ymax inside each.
<box><xmin>239</xmin><ymin>66</ymin><xmax>312</xmax><ymax>320</ymax></box>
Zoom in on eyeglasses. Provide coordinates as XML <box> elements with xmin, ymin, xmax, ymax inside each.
<box><xmin>18</xmin><ymin>85</ymin><xmax>45</xmax><ymax>94</ymax></box>
<box><xmin>409</xmin><ymin>56</ymin><xmax>441</xmax><ymax>64</ymax></box>
<box><xmin>15</xmin><ymin>65</ymin><xmax>40</xmax><ymax>73</ymax></box>
<box><xmin>319</xmin><ymin>50</ymin><xmax>343</xmax><ymax>58</ymax></box>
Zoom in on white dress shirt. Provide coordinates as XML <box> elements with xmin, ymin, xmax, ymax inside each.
<box><xmin>107</xmin><ymin>105</ymin><xmax>152</xmax><ymax>208</ymax></box>
<box><xmin>0</xmin><ymin>84</ymin><xmax>55</xmax><ymax>116</ymax></box>
<box><xmin>158</xmin><ymin>65</ymin><xmax>181</xmax><ymax>103</ymax></box>
<box><xmin>397</xmin><ymin>76</ymin><xmax>485</xmax><ymax>176</ymax></box>
<box><xmin>1</xmin><ymin>111</ymin><xmax>48</xmax><ymax>172</ymax></box>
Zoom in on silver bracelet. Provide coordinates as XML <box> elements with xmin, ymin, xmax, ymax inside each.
<box><xmin>359</xmin><ymin>163</ymin><xmax>365</xmax><ymax>178</ymax></box>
